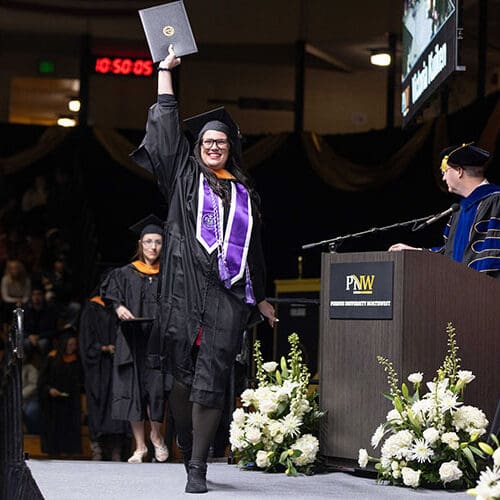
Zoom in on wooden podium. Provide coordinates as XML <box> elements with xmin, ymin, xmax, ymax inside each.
<box><xmin>319</xmin><ymin>250</ymin><xmax>500</xmax><ymax>466</ymax></box>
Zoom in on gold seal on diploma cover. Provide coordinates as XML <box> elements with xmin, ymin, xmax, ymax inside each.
<box><xmin>162</xmin><ymin>25</ymin><xmax>175</xmax><ymax>37</ymax></box>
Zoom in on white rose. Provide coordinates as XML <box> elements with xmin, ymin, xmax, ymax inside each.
<box><xmin>408</xmin><ymin>372</ymin><xmax>423</xmax><ymax>384</ymax></box>
<box><xmin>439</xmin><ymin>460</ymin><xmax>463</xmax><ymax>484</ymax></box>
<box><xmin>401</xmin><ymin>467</ymin><xmax>421</xmax><ymax>488</ymax></box>
<box><xmin>254</xmin><ymin>386</ymin><xmax>273</xmax><ymax>406</ymax></box>
<box><xmin>273</xmin><ymin>432</ymin><xmax>284</xmax><ymax>444</ymax></box>
<box><xmin>441</xmin><ymin>432</ymin><xmax>460</xmax><ymax>450</ymax></box>
<box><xmin>262</xmin><ymin>361</ymin><xmax>278</xmax><ymax>373</ymax></box>
<box><xmin>240</xmin><ymin>388</ymin><xmax>255</xmax><ymax>407</ymax></box>
<box><xmin>291</xmin><ymin>435</ymin><xmax>319</xmax><ymax>466</ymax></box>
<box><xmin>493</xmin><ymin>447</ymin><xmax>500</xmax><ymax>467</ymax></box>
<box><xmin>386</xmin><ymin>409</ymin><xmax>403</xmax><ymax>425</ymax></box>
<box><xmin>358</xmin><ymin>448</ymin><xmax>369</xmax><ymax>468</ymax></box>
<box><xmin>423</xmin><ymin>427</ymin><xmax>440</xmax><ymax>444</ymax></box>
<box><xmin>259</xmin><ymin>398</ymin><xmax>279</xmax><ymax>415</ymax></box>
<box><xmin>453</xmin><ymin>406</ymin><xmax>489</xmax><ymax>435</ymax></box>
<box><xmin>245</xmin><ymin>426</ymin><xmax>262</xmax><ymax>445</ymax></box>
<box><xmin>232</xmin><ymin>408</ymin><xmax>246</xmax><ymax>426</ymax></box>
<box><xmin>256</xmin><ymin>450</ymin><xmax>271</xmax><ymax>468</ymax></box>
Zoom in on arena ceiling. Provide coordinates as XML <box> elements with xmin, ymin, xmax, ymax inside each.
<box><xmin>1</xmin><ymin>0</ymin><xmax>498</xmax><ymax>73</ymax></box>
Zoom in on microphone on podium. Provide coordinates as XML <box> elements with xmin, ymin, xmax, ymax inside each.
<box><xmin>412</xmin><ymin>203</ymin><xmax>460</xmax><ymax>231</ymax></box>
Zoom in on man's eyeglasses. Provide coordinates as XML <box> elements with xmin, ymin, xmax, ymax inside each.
<box><xmin>202</xmin><ymin>138</ymin><xmax>229</xmax><ymax>149</ymax></box>
<box><xmin>142</xmin><ymin>238</ymin><xmax>162</xmax><ymax>247</ymax></box>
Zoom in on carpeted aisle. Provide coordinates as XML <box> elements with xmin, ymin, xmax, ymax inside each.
<box><xmin>28</xmin><ymin>460</ymin><xmax>470</xmax><ymax>499</ymax></box>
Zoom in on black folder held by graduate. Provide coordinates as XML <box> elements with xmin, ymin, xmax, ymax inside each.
<box><xmin>138</xmin><ymin>0</ymin><xmax>198</xmax><ymax>62</ymax></box>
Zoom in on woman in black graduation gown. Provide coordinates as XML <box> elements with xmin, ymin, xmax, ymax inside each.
<box><xmin>38</xmin><ymin>330</ymin><xmax>82</xmax><ymax>456</ymax></box>
<box><xmin>131</xmin><ymin>46</ymin><xmax>276</xmax><ymax>493</ymax></box>
<box><xmin>100</xmin><ymin>217</ymin><xmax>168</xmax><ymax>464</ymax></box>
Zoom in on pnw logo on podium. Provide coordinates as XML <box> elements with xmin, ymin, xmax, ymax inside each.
<box><xmin>330</xmin><ymin>263</ymin><xmax>393</xmax><ymax>319</ymax></box>
<box><xmin>346</xmin><ymin>274</ymin><xmax>375</xmax><ymax>295</ymax></box>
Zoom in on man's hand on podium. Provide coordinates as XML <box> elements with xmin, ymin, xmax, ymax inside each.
<box><xmin>388</xmin><ymin>243</ymin><xmax>422</xmax><ymax>252</ymax></box>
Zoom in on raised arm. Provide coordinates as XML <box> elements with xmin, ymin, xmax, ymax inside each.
<box><xmin>130</xmin><ymin>45</ymin><xmax>191</xmax><ymax>200</ymax></box>
<box><xmin>157</xmin><ymin>44</ymin><xmax>181</xmax><ymax>95</ymax></box>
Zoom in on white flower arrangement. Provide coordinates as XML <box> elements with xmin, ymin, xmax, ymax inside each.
<box><xmin>358</xmin><ymin>323</ymin><xmax>493</xmax><ymax>490</ymax></box>
<box><xmin>230</xmin><ymin>333</ymin><xmax>323</xmax><ymax>476</ymax></box>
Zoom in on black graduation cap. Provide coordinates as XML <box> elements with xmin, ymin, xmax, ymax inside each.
<box><xmin>440</xmin><ymin>143</ymin><xmax>491</xmax><ymax>170</ymax></box>
<box><xmin>129</xmin><ymin>214</ymin><xmax>163</xmax><ymax>238</ymax></box>
<box><xmin>138</xmin><ymin>0</ymin><xmax>198</xmax><ymax>63</ymax></box>
<box><xmin>183</xmin><ymin>107</ymin><xmax>243</xmax><ymax>160</ymax></box>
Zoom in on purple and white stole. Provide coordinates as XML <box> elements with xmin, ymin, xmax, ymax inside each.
<box><xmin>196</xmin><ymin>174</ymin><xmax>255</xmax><ymax>304</ymax></box>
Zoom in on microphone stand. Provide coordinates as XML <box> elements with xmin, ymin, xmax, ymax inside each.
<box><xmin>301</xmin><ymin>213</ymin><xmax>436</xmax><ymax>252</ymax></box>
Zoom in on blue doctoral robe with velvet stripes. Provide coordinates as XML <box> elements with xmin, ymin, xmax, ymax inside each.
<box><xmin>438</xmin><ymin>184</ymin><xmax>500</xmax><ymax>278</ymax></box>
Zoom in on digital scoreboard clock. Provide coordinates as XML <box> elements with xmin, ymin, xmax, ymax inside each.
<box><xmin>93</xmin><ymin>56</ymin><xmax>154</xmax><ymax>77</ymax></box>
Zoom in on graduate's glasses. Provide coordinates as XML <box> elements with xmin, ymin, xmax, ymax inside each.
<box><xmin>141</xmin><ymin>239</ymin><xmax>162</xmax><ymax>247</ymax></box>
<box><xmin>202</xmin><ymin>138</ymin><xmax>229</xmax><ymax>149</ymax></box>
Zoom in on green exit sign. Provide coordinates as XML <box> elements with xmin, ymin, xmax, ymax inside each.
<box><xmin>38</xmin><ymin>60</ymin><xmax>55</xmax><ymax>74</ymax></box>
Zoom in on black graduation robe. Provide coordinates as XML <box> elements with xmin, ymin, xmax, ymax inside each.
<box><xmin>131</xmin><ymin>94</ymin><xmax>267</xmax><ymax>409</ymax></box>
<box><xmin>100</xmin><ymin>264</ymin><xmax>165</xmax><ymax>422</ymax></box>
<box><xmin>38</xmin><ymin>352</ymin><xmax>82</xmax><ymax>455</ymax></box>
<box><xmin>79</xmin><ymin>297</ymin><xmax>129</xmax><ymax>440</ymax></box>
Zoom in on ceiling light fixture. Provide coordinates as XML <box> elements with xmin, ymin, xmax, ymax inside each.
<box><xmin>57</xmin><ymin>116</ymin><xmax>77</xmax><ymax>127</ymax></box>
<box><xmin>68</xmin><ymin>97</ymin><xmax>81</xmax><ymax>113</ymax></box>
<box><xmin>370</xmin><ymin>51</ymin><xmax>391</xmax><ymax>67</ymax></box>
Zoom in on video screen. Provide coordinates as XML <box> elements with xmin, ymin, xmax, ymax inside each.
<box><xmin>401</xmin><ymin>0</ymin><xmax>460</xmax><ymax>127</ymax></box>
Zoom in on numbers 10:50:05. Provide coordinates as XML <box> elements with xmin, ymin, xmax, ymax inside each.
<box><xmin>94</xmin><ymin>57</ymin><xmax>154</xmax><ymax>77</ymax></box>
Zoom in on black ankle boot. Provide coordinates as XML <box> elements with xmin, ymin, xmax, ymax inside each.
<box><xmin>185</xmin><ymin>460</ymin><xmax>208</xmax><ymax>494</ymax></box>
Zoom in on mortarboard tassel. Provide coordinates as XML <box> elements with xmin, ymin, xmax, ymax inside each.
<box><xmin>218</xmin><ymin>252</ymin><xmax>232</xmax><ymax>288</ymax></box>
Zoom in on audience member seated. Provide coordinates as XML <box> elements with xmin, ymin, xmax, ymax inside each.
<box><xmin>38</xmin><ymin>329</ymin><xmax>83</xmax><ymax>457</ymax></box>
<box><xmin>23</xmin><ymin>284</ymin><xmax>59</xmax><ymax>360</ymax></box>
<box><xmin>4</xmin><ymin>228</ymin><xmax>35</xmax><ymax>271</ymax></box>
<box><xmin>22</xmin><ymin>352</ymin><xmax>41</xmax><ymax>434</ymax></box>
<box><xmin>1</xmin><ymin>260</ymin><xmax>31</xmax><ymax>319</ymax></box>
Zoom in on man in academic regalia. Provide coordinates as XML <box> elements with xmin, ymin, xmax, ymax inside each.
<box><xmin>79</xmin><ymin>283</ymin><xmax>129</xmax><ymax>460</ymax></box>
<box><xmin>389</xmin><ymin>143</ymin><xmax>500</xmax><ymax>278</ymax></box>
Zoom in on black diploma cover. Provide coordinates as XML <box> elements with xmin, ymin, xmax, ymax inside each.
<box><xmin>138</xmin><ymin>0</ymin><xmax>198</xmax><ymax>62</ymax></box>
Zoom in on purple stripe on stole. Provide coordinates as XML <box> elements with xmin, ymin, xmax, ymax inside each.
<box><xmin>196</xmin><ymin>175</ymin><xmax>220</xmax><ymax>254</ymax></box>
<box><xmin>223</xmin><ymin>183</ymin><xmax>252</xmax><ymax>285</ymax></box>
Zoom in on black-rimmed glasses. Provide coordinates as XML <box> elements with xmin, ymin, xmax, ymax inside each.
<box><xmin>202</xmin><ymin>138</ymin><xmax>229</xmax><ymax>149</ymax></box>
